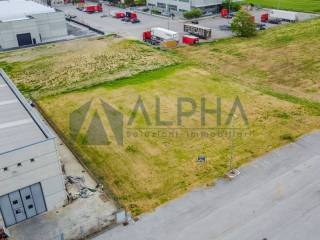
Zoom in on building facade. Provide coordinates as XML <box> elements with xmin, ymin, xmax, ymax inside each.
<box><xmin>0</xmin><ymin>0</ymin><xmax>67</xmax><ymax>50</ymax></box>
<box><xmin>0</xmin><ymin>70</ymin><xmax>66</xmax><ymax>228</ymax></box>
<box><xmin>147</xmin><ymin>0</ymin><xmax>224</xmax><ymax>12</ymax></box>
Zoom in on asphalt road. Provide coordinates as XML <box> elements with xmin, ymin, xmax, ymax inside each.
<box><xmin>93</xmin><ymin>131</ymin><xmax>320</xmax><ymax>240</ymax></box>
<box><xmin>58</xmin><ymin>4</ymin><xmax>278</xmax><ymax>41</ymax></box>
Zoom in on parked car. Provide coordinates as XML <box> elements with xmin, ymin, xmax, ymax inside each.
<box><xmin>219</xmin><ymin>24</ymin><xmax>231</xmax><ymax>31</ymax></box>
<box><xmin>162</xmin><ymin>11</ymin><xmax>171</xmax><ymax>17</ymax></box>
<box><xmin>191</xmin><ymin>20</ymin><xmax>199</xmax><ymax>24</ymax></box>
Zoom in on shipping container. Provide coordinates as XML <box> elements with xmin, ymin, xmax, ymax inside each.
<box><xmin>183</xmin><ymin>24</ymin><xmax>212</xmax><ymax>39</ymax></box>
<box><xmin>182</xmin><ymin>35</ymin><xmax>199</xmax><ymax>45</ymax></box>
<box><xmin>151</xmin><ymin>27</ymin><xmax>179</xmax><ymax>42</ymax></box>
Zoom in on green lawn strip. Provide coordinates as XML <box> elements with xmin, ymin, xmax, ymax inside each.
<box><xmin>258</xmin><ymin>87</ymin><xmax>320</xmax><ymax>116</ymax></box>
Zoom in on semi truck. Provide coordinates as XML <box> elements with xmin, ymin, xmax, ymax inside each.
<box><xmin>143</xmin><ymin>28</ymin><xmax>179</xmax><ymax>45</ymax></box>
<box><xmin>269</xmin><ymin>10</ymin><xmax>298</xmax><ymax>22</ymax></box>
<box><xmin>183</xmin><ymin>24</ymin><xmax>212</xmax><ymax>39</ymax></box>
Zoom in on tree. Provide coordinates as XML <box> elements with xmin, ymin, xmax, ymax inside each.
<box><xmin>231</xmin><ymin>10</ymin><xmax>257</xmax><ymax>37</ymax></box>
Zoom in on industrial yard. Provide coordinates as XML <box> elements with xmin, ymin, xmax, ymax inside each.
<box><xmin>0</xmin><ymin>0</ymin><xmax>319</xmax><ymax>239</ymax></box>
<box><xmin>0</xmin><ymin>18</ymin><xmax>318</xmax><ymax>216</ymax></box>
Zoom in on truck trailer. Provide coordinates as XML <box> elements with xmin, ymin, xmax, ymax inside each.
<box><xmin>143</xmin><ymin>28</ymin><xmax>179</xmax><ymax>45</ymax></box>
<box><xmin>269</xmin><ymin>10</ymin><xmax>298</xmax><ymax>22</ymax></box>
<box><xmin>183</xmin><ymin>24</ymin><xmax>212</xmax><ymax>39</ymax></box>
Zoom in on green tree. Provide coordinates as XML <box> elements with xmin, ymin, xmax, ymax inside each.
<box><xmin>231</xmin><ymin>10</ymin><xmax>257</xmax><ymax>37</ymax></box>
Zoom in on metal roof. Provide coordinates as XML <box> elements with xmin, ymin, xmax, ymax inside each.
<box><xmin>0</xmin><ymin>69</ymin><xmax>52</xmax><ymax>155</ymax></box>
<box><xmin>0</xmin><ymin>0</ymin><xmax>55</xmax><ymax>22</ymax></box>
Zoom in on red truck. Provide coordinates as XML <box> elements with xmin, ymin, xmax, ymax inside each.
<box><xmin>221</xmin><ymin>8</ymin><xmax>229</xmax><ymax>18</ymax></box>
<box><xmin>85</xmin><ymin>4</ymin><xmax>102</xmax><ymax>13</ymax></box>
<box><xmin>261</xmin><ymin>13</ymin><xmax>269</xmax><ymax>22</ymax></box>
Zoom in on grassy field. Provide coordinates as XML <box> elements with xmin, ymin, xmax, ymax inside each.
<box><xmin>2</xmin><ymin>19</ymin><xmax>320</xmax><ymax>215</ymax></box>
<box><xmin>0</xmin><ymin>36</ymin><xmax>178</xmax><ymax>99</ymax></box>
<box><xmin>247</xmin><ymin>0</ymin><xmax>320</xmax><ymax>13</ymax></box>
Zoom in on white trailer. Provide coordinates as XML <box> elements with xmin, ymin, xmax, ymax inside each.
<box><xmin>151</xmin><ymin>27</ymin><xmax>179</xmax><ymax>42</ymax></box>
<box><xmin>269</xmin><ymin>10</ymin><xmax>298</xmax><ymax>22</ymax></box>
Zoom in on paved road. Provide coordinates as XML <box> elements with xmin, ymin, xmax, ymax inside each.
<box><xmin>93</xmin><ymin>131</ymin><xmax>320</xmax><ymax>240</ymax></box>
<box><xmin>57</xmin><ymin>4</ymin><xmax>278</xmax><ymax>41</ymax></box>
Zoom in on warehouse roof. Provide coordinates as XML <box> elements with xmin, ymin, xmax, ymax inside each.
<box><xmin>0</xmin><ymin>70</ymin><xmax>52</xmax><ymax>155</ymax></box>
<box><xmin>0</xmin><ymin>0</ymin><xmax>55</xmax><ymax>22</ymax></box>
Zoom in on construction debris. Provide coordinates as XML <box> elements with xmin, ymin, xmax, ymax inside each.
<box><xmin>66</xmin><ymin>176</ymin><xmax>98</xmax><ymax>201</ymax></box>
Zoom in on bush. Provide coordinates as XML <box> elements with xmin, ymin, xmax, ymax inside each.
<box><xmin>151</xmin><ymin>9</ymin><xmax>161</xmax><ymax>15</ymax></box>
<box><xmin>231</xmin><ymin>10</ymin><xmax>257</xmax><ymax>37</ymax></box>
<box><xmin>222</xmin><ymin>0</ymin><xmax>242</xmax><ymax>11</ymax></box>
<box><xmin>183</xmin><ymin>8</ymin><xmax>202</xmax><ymax>19</ymax></box>
<box><xmin>135</xmin><ymin>0</ymin><xmax>146</xmax><ymax>6</ymax></box>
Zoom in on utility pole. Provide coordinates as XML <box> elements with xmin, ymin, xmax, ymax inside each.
<box><xmin>229</xmin><ymin>113</ymin><xmax>237</xmax><ymax>171</ymax></box>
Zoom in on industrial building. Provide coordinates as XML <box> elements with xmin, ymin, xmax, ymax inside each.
<box><xmin>0</xmin><ymin>69</ymin><xmax>66</xmax><ymax>228</ymax></box>
<box><xmin>147</xmin><ymin>0</ymin><xmax>232</xmax><ymax>12</ymax></box>
<box><xmin>147</xmin><ymin>0</ymin><xmax>222</xmax><ymax>12</ymax></box>
<box><xmin>0</xmin><ymin>0</ymin><xmax>67</xmax><ymax>50</ymax></box>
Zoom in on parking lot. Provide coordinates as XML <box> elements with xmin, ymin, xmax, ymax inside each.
<box><xmin>58</xmin><ymin>4</ymin><xmax>275</xmax><ymax>41</ymax></box>
<box><xmin>58</xmin><ymin>3</ymin><xmax>319</xmax><ymax>42</ymax></box>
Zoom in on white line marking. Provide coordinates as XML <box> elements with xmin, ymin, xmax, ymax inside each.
<box><xmin>0</xmin><ymin>99</ymin><xmax>18</xmax><ymax>106</ymax></box>
<box><xmin>0</xmin><ymin>84</ymin><xmax>7</xmax><ymax>88</ymax></box>
<box><xmin>0</xmin><ymin>119</ymin><xmax>33</xmax><ymax>130</ymax></box>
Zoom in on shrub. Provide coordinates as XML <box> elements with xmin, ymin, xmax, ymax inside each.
<box><xmin>151</xmin><ymin>9</ymin><xmax>161</xmax><ymax>15</ymax></box>
<box><xmin>280</xmin><ymin>133</ymin><xmax>295</xmax><ymax>142</ymax></box>
<box><xmin>183</xmin><ymin>8</ymin><xmax>202</xmax><ymax>19</ymax></box>
<box><xmin>231</xmin><ymin>10</ymin><xmax>257</xmax><ymax>37</ymax></box>
<box><xmin>222</xmin><ymin>0</ymin><xmax>242</xmax><ymax>11</ymax></box>
<box><xmin>135</xmin><ymin>0</ymin><xmax>146</xmax><ymax>6</ymax></box>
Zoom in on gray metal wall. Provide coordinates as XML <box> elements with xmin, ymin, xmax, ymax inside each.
<box><xmin>0</xmin><ymin>139</ymin><xmax>66</xmax><ymax>227</ymax></box>
<box><xmin>0</xmin><ymin>11</ymin><xmax>67</xmax><ymax>49</ymax></box>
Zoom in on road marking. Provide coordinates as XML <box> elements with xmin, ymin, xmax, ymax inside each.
<box><xmin>0</xmin><ymin>99</ymin><xmax>18</xmax><ymax>106</ymax></box>
<box><xmin>0</xmin><ymin>119</ymin><xmax>33</xmax><ymax>130</ymax></box>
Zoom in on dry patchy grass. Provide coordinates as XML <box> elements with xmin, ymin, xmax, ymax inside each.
<box><xmin>0</xmin><ymin>36</ymin><xmax>178</xmax><ymax>98</ymax></box>
<box><xmin>39</xmin><ymin>66</ymin><xmax>320</xmax><ymax>215</ymax></box>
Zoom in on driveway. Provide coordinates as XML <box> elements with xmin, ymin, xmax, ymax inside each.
<box><xmin>93</xmin><ymin>131</ymin><xmax>320</xmax><ymax>240</ymax></box>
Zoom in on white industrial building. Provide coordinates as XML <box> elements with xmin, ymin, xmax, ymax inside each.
<box><xmin>147</xmin><ymin>0</ymin><xmax>232</xmax><ymax>12</ymax></box>
<box><xmin>0</xmin><ymin>0</ymin><xmax>67</xmax><ymax>50</ymax></box>
<box><xmin>0</xmin><ymin>69</ymin><xmax>66</xmax><ymax>228</ymax></box>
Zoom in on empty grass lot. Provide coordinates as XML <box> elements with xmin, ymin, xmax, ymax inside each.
<box><xmin>37</xmin><ymin>19</ymin><xmax>320</xmax><ymax>215</ymax></box>
<box><xmin>1</xmin><ymin>19</ymin><xmax>320</xmax><ymax>215</ymax></box>
<box><xmin>247</xmin><ymin>0</ymin><xmax>320</xmax><ymax>13</ymax></box>
<box><xmin>0</xmin><ymin>36</ymin><xmax>178</xmax><ymax>99</ymax></box>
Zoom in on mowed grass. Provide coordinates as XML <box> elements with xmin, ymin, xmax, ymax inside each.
<box><xmin>39</xmin><ymin>66</ymin><xmax>320</xmax><ymax>215</ymax></box>
<box><xmin>178</xmin><ymin>19</ymin><xmax>320</xmax><ymax>102</ymax></box>
<box><xmin>4</xmin><ymin>18</ymin><xmax>320</xmax><ymax>215</ymax></box>
<box><xmin>0</xmin><ymin>36</ymin><xmax>178</xmax><ymax>98</ymax></box>
<box><xmin>247</xmin><ymin>0</ymin><xmax>320</xmax><ymax>12</ymax></box>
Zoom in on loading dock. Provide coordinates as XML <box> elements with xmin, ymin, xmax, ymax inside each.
<box><xmin>16</xmin><ymin>33</ymin><xmax>33</xmax><ymax>47</ymax></box>
<box><xmin>0</xmin><ymin>183</ymin><xmax>47</xmax><ymax>227</ymax></box>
